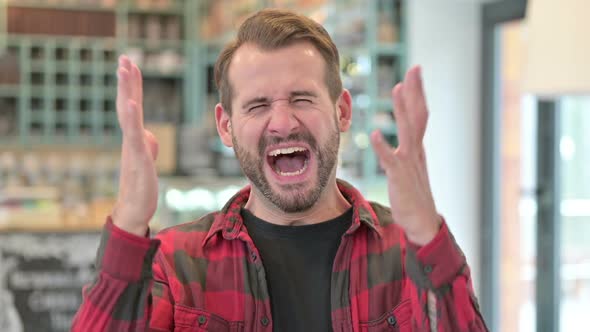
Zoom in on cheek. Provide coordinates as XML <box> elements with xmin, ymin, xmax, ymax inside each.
<box><xmin>303</xmin><ymin>113</ymin><xmax>337</xmax><ymax>134</ymax></box>
<box><xmin>234</xmin><ymin>120</ymin><xmax>264</xmax><ymax>145</ymax></box>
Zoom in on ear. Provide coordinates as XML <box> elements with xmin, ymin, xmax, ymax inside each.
<box><xmin>336</xmin><ymin>89</ymin><xmax>352</xmax><ymax>132</ymax></box>
<box><xmin>215</xmin><ymin>103</ymin><xmax>233</xmax><ymax>147</ymax></box>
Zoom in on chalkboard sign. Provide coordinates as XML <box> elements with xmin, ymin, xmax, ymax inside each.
<box><xmin>0</xmin><ymin>232</ymin><xmax>101</xmax><ymax>332</ymax></box>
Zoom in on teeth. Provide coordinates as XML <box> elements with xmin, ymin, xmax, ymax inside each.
<box><xmin>275</xmin><ymin>159</ymin><xmax>308</xmax><ymax>177</ymax></box>
<box><xmin>268</xmin><ymin>146</ymin><xmax>307</xmax><ymax>156</ymax></box>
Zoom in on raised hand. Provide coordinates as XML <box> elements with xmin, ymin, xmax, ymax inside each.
<box><xmin>370</xmin><ymin>66</ymin><xmax>440</xmax><ymax>246</ymax></box>
<box><xmin>111</xmin><ymin>55</ymin><xmax>160</xmax><ymax>236</ymax></box>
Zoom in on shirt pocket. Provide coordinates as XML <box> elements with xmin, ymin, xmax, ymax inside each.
<box><xmin>358</xmin><ymin>299</ymin><xmax>412</xmax><ymax>332</ymax></box>
<box><xmin>173</xmin><ymin>304</ymin><xmax>244</xmax><ymax>332</ymax></box>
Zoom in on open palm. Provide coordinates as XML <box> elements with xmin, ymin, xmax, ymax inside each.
<box><xmin>370</xmin><ymin>66</ymin><xmax>440</xmax><ymax>246</ymax></box>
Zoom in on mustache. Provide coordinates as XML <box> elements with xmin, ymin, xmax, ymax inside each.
<box><xmin>258</xmin><ymin>130</ymin><xmax>318</xmax><ymax>156</ymax></box>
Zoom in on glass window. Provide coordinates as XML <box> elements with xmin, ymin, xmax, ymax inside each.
<box><xmin>559</xmin><ymin>97</ymin><xmax>590</xmax><ymax>332</ymax></box>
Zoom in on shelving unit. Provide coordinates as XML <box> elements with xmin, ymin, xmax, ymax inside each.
<box><xmin>0</xmin><ymin>36</ymin><xmax>116</xmax><ymax>145</ymax></box>
<box><xmin>0</xmin><ymin>0</ymin><xmax>197</xmax><ymax>149</ymax></box>
<box><xmin>0</xmin><ymin>1</ymin><xmax>200</xmax><ymax>232</ymax></box>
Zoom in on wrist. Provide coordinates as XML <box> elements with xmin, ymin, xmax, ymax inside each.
<box><xmin>111</xmin><ymin>207</ymin><xmax>149</xmax><ymax>237</ymax></box>
<box><xmin>404</xmin><ymin>214</ymin><xmax>441</xmax><ymax>246</ymax></box>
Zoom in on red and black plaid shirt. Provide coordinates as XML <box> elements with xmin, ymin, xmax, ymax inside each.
<box><xmin>72</xmin><ymin>180</ymin><xmax>488</xmax><ymax>331</ymax></box>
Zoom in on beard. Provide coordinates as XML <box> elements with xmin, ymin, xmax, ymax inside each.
<box><xmin>232</xmin><ymin>120</ymin><xmax>340</xmax><ymax>213</ymax></box>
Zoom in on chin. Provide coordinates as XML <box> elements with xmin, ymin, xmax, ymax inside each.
<box><xmin>264</xmin><ymin>172</ymin><xmax>323</xmax><ymax>213</ymax></box>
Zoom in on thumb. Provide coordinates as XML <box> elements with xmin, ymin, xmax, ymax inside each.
<box><xmin>370</xmin><ymin>130</ymin><xmax>396</xmax><ymax>169</ymax></box>
<box><xmin>144</xmin><ymin>129</ymin><xmax>159</xmax><ymax>161</ymax></box>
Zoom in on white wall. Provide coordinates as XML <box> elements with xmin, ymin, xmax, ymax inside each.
<box><xmin>407</xmin><ymin>0</ymin><xmax>482</xmax><ymax>293</ymax></box>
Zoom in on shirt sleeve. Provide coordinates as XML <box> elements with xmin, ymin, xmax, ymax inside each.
<box><xmin>70</xmin><ymin>218</ymin><xmax>172</xmax><ymax>332</ymax></box>
<box><xmin>403</xmin><ymin>220</ymin><xmax>489</xmax><ymax>332</ymax></box>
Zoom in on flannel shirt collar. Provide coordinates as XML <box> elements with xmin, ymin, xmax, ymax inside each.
<box><xmin>202</xmin><ymin>179</ymin><xmax>383</xmax><ymax>248</ymax></box>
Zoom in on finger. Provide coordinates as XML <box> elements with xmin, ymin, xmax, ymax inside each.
<box><xmin>144</xmin><ymin>129</ymin><xmax>159</xmax><ymax>161</ymax></box>
<box><xmin>119</xmin><ymin>54</ymin><xmax>132</xmax><ymax>72</ymax></box>
<box><xmin>118</xmin><ymin>56</ymin><xmax>134</xmax><ymax>105</ymax></box>
<box><xmin>117</xmin><ymin>67</ymin><xmax>132</xmax><ymax>96</ymax></box>
<box><xmin>402</xmin><ymin>66</ymin><xmax>429</xmax><ymax>141</ymax></box>
<box><xmin>130</xmin><ymin>61</ymin><xmax>143</xmax><ymax>111</ymax></box>
<box><xmin>116</xmin><ymin>66</ymin><xmax>132</xmax><ymax>126</ymax></box>
<box><xmin>117</xmin><ymin>54</ymin><xmax>133</xmax><ymax>104</ymax></box>
<box><xmin>370</xmin><ymin>129</ymin><xmax>397</xmax><ymax>172</ymax></box>
<box><xmin>392</xmin><ymin>83</ymin><xmax>413</xmax><ymax>152</ymax></box>
<box><xmin>403</xmin><ymin>66</ymin><xmax>427</xmax><ymax>110</ymax></box>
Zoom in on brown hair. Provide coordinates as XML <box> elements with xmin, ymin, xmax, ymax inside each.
<box><xmin>214</xmin><ymin>8</ymin><xmax>342</xmax><ymax>114</ymax></box>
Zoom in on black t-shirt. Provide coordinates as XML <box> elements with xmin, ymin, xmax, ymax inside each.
<box><xmin>241</xmin><ymin>208</ymin><xmax>353</xmax><ymax>332</ymax></box>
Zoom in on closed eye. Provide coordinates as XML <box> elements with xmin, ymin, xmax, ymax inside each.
<box><xmin>248</xmin><ymin>104</ymin><xmax>268</xmax><ymax>112</ymax></box>
<box><xmin>293</xmin><ymin>98</ymin><xmax>313</xmax><ymax>105</ymax></box>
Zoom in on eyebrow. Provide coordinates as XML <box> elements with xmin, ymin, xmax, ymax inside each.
<box><xmin>290</xmin><ymin>90</ymin><xmax>318</xmax><ymax>98</ymax></box>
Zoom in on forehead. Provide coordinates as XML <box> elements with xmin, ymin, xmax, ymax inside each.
<box><xmin>227</xmin><ymin>41</ymin><xmax>327</xmax><ymax>100</ymax></box>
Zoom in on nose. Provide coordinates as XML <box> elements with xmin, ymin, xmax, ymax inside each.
<box><xmin>266</xmin><ymin>102</ymin><xmax>300</xmax><ymax>137</ymax></box>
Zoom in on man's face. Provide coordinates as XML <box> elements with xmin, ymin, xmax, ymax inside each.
<box><xmin>222</xmin><ymin>42</ymin><xmax>345</xmax><ymax>213</ymax></box>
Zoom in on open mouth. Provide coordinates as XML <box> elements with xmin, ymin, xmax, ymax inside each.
<box><xmin>266</xmin><ymin>146</ymin><xmax>311</xmax><ymax>177</ymax></box>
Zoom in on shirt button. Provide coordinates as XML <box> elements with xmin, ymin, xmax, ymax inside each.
<box><xmin>424</xmin><ymin>265</ymin><xmax>433</xmax><ymax>274</ymax></box>
<box><xmin>387</xmin><ymin>315</ymin><xmax>397</xmax><ymax>326</ymax></box>
<box><xmin>260</xmin><ymin>316</ymin><xmax>270</xmax><ymax>326</ymax></box>
<box><xmin>198</xmin><ymin>315</ymin><xmax>207</xmax><ymax>325</ymax></box>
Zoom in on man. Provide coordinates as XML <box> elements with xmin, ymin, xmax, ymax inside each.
<box><xmin>72</xmin><ymin>9</ymin><xmax>487</xmax><ymax>332</ymax></box>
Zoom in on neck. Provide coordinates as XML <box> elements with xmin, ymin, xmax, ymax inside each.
<box><xmin>243</xmin><ymin>178</ymin><xmax>351</xmax><ymax>226</ymax></box>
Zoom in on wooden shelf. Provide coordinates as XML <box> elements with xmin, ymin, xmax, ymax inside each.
<box><xmin>0</xmin><ymin>224</ymin><xmax>104</xmax><ymax>233</ymax></box>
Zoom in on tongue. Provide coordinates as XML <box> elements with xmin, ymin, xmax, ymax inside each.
<box><xmin>275</xmin><ymin>154</ymin><xmax>306</xmax><ymax>174</ymax></box>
